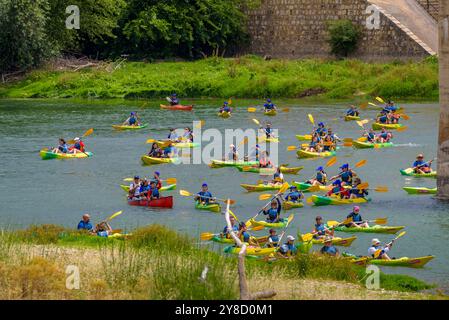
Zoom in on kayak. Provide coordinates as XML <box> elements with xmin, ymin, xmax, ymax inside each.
<box><xmin>128</xmin><ymin>196</ymin><xmax>173</xmax><ymax>208</ymax></box>
<box><xmin>372</xmin><ymin>123</ymin><xmax>403</xmax><ymax>130</ymax></box>
<box><xmin>403</xmin><ymin>187</ymin><xmax>437</xmax><ymax>195</ymax></box>
<box><xmin>264</xmin><ymin>110</ymin><xmax>277</xmax><ymax>116</ymax></box>
<box><xmin>120</xmin><ymin>184</ymin><xmax>177</xmax><ymax>193</ymax></box>
<box><xmin>296</xmin><ymin>134</ymin><xmax>312</xmax><ymax>141</ymax></box>
<box><xmin>400</xmin><ymin>168</ymin><xmax>437</xmax><ymax>178</ymax></box>
<box><xmin>112</xmin><ymin>124</ymin><xmax>148</xmax><ymax>130</ymax></box>
<box><xmin>210</xmin><ymin>160</ymin><xmax>259</xmax><ymax>168</ymax></box>
<box><xmin>297</xmin><ymin>149</ymin><xmax>336</xmax><ymax>159</ymax></box>
<box><xmin>306</xmin><ymin>236</ymin><xmax>357</xmax><ymax>247</ymax></box>
<box><xmin>160</xmin><ymin>104</ymin><xmax>193</xmax><ymax>111</ymax></box>
<box><xmin>349</xmin><ymin>255</ymin><xmax>434</xmax><ymax>268</ymax></box>
<box><xmin>311</xmin><ymin>195</ymin><xmax>370</xmax><ymax>206</ymax></box>
<box><xmin>294</xmin><ymin>182</ymin><xmax>328</xmax><ymax>192</ymax></box>
<box><xmin>283</xmin><ymin>201</ymin><xmax>304</xmax><ymax>210</ymax></box>
<box><xmin>141</xmin><ymin>156</ymin><xmax>178</xmax><ymax>165</ymax></box>
<box><xmin>218</xmin><ymin>112</ymin><xmax>231</xmax><ymax>118</ymax></box>
<box><xmin>173</xmin><ymin>142</ymin><xmax>199</xmax><ymax>148</ymax></box>
<box><xmin>257</xmin><ymin>137</ymin><xmax>279</xmax><ymax>143</ymax></box>
<box><xmin>240</xmin><ymin>183</ymin><xmax>284</xmax><ymax>192</ymax></box>
<box><xmin>344</xmin><ymin>115</ymin><xmax>360</xmax><ymax>121</ymax></box>
<box><xmin>352</xmin><ymin>140</ymin><xmax>394</xmax><ymax>149</ymax></box>
<box><xmin>249</xmin><ymin>214</ymin><xmax>294</xmax><ymax>229</ymax></box>
<box><xmin>210</xmin><ymin>235</ymin><xmax>269</xmax><ymax>245</ymax></box>
<box><xmin>223</xmin><ymin>246</ymin><xmax>277</xmax><ymax>256</ymax></box>
<box><xmin>195</xmin><ymin>201</ymin><xmax>221</xmax><ymax>213</ymax></box>
<box><xmin>40</xmin><ymin>149</ymin><xmax>93</xmax><ymax>160</ymax></box>
<box><xmin>333</xmin><ymin>225</ymin><xmax>404</xmax><ymax>234</ymax></box>
<box><xmin>236</xmin><ymin>166</ymin><xmax>304</xmax><ymax>174</ymax></box>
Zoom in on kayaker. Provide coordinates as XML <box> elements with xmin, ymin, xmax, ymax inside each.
<box><xmin>94</xmin><ymin>221</ymin><xmax>113</xmax><ymax>237</ymax></box>
<box><xmin>365</xmin><ymin>129</ymin><xmax>377</xmax><ymax>143</ymax></box>
<box><xmin>413</xmin><ymin>154</ymin><xmax>433</xmax><ymax>174</ymax></box>
<box><xmin>377</xmin><ymin>111</ymin><xmax>389</xmax><ymax>124</ymax></box>
<box><xmin>219</xmin><ymin>101</ymin><xmax>232</xmax><ymax>113</ymax></box>
<box><xmin>272</xmin><ymin>167</ymin><xmax>284</xmax><ymax>184</ymax></box>
<box><xmin>69</xmin><ymin>137</ymin><xmax>85</xmax><ymax>154</ymax></box>
<box><xmin>148</xmin><ymin>180</ymin><xmax>160</xmax><ymax>199</ymax></box>
<box><xmin>77</xmin><ymin>213</ymin><xmax>93</xmax><ymax>231</ymax></box>
<box><xmin>384</xmin><ymin>100</ymin><xmax>398</xmax><ymax>112</ymax></box>
<box><xmin>249</xmin><ymin>144</ymin><xmax>261</xmax><ymax>162</ymax></box>
<box><xmin>138</xmin><ymin>179</ymin><xmax>151</xmax><ymax>198</ymax></box>
<box><xmin>259</xmin><ymin>151</ymin><xmax>273</xmax><ymax>168</ymax></box>
<box><xmin>169</xmin><ymin>93</ymin><xmax>179</xmax><ymax>106</ymax></box>
<box><xmin>349</xmin><ymin>178</ymin><xmax>369</xmax><ymax>199</ymax></box>
<box><xmin>262</xmin><ymin>123</ymin><xmax>275</xmax><ymax>139</ymax></box>
<box><xmin>195</xmin><ymin>183</ymin><xmax>215</xmax><ymax>204</ymax></box>
<box><xmin>306</xmin><ymin>166</ymin><xmax>327</xmax><ymax>186</ymax></box>
<box><xmin>305</xmin><ymin>135</ymin><xmax>322</xmax><ymax>153</ymax></box>
<box><xmin>168</xmin><ymin>128</ymin><xmax>178</xmax><ymax>141</ymax></box>
<box><xmin>153</xmin><ymin>171</ymin><xmax>162</xmax><ymax>189</ymax></box>
<box><xmin>267</xmin><ymin>229</ymin><xmax>280</xmax><ymax>247</ymax></box>
<box><xmin>378</xmin><ymin>128</ymin><xmax>392</xmax><ymax>143</ymax></box>
<box><xmin>326</xmin><ymin>128</ymin><xmax>341</xmax><ymax>143</ymax></box>
<box><xmin>237</xmin><ymin>222</ymin><xmax>251</xmax><ymax>243</ymax></box>
<box><xmin>263</xmin><ymin>197</ymin><xmax>282</xmax><ymax>223</ymax></box>
<box><xmin>316</xmin><ymin>122</ymin><xmax>327</xmax><ymax>137</ymax></box>
<box><xmin>148</xmin><ymin>143</ymin><xmax>162</xmax><ymax>158</ymax></box>
<box><xmin>123</xmin><ymin>112</ymin><xmax>139</xmax><ymax>126</ymax></box>
<box><xmin>391</xmin><ymin>112</ymin><xmax>401</xmax><ymax>124</ymax></box>
<box><xmin>285</xmin><ymin>185</ymin><xmax>303</xmax><ymax>203</ymax></box>
<box><xmin>228</xmin><ymin>144</ymin><xmax>239</xmax><ymax>161</ymax></box>
<box><xmin>312</xmin><ymin>216</ymin><xmax>333</xmax><ymax>239</ymax></box>
<box><xmin>279</xmin><ymin>235</ymin><xmax>297</xmax><ymax>256</ymax></box>
<box><xmin>346</xmin><ymin>105</ymin><xmax>359</xmax><ymax>117</ymax></box>
<box><xmin>368</xmin><ymin>238</ymin><xmax>392</xmax><ymax>260</ymax></box>
<box><xmin>330</xmin><ymin>163</ymin><xmax>356</xmax><ymax>186</ymax></box>
<box><xmin>263</xmin><ymin>98</ymin><xmax>276</xmax><ymax>111</ymax></box>
<box><xmin>183</xmin><ymin>127</ymin><xmax>194</xmax><ymax>142</ymax></box>
<box><xmin>326</xmin><ymin>179</ymin><xmax>349</xmax><ymax>199</ymax></box>
<box><xmin>52</xmin><ymin>138</ymin><xmax>69</xmax><ymax>154</ymax></box>
<box><xmin>320</xmin><ymin>236</ymin><xmax>340</xmax><ymax>256</ymax></box>
<box><xmin>346</xmin><ymin>206</ymin><xmax>369</xmax><ymax>228</ymax></box>
<box><xmin>162</xmin><ymin>142</ymin><xmax>176</xmax><ymax>158</ymax></box>
<box><xmin>322</xmin><ymin>135</ymin><xmax>335</xmax><ymax>152</ymax></box>
<box><xmin>222</xmin><ymin>216</ymin><xmax>239</xmax><ymax>239</ymax></box>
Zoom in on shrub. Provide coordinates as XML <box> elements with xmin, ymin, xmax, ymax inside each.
<box><xmin>327</xmin><ymin>20</ymin><xmax>361</xmax><ymax>58</ymax></box>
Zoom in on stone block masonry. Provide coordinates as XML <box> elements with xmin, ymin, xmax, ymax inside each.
<box><xmin>245</xmin><ymin>0</ymin><xmax>432</xmax><ymax>61</ymax></box>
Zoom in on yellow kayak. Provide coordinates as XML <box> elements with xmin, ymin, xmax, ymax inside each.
<box><xmin>296</xmin><ymin>134</ymin><xmax>312</xmax><ymax>141</ymax></box>
<box><xmin>309</xmin><ymin>236</ymin><xmax>357</xmax><ymax>247</ymax></box>
<box><xmin>283</xmin><ymin>201</ymin><xmax>304</xmax><ymax>210</ymax></box>
<box><xmin>218</xmin><ymin>111</ymin><xmax>231</xmax><ymax>118</ymax></box>
<box><xmin>223</xmin><ymin>246</ymin><xmax>277</xmax><ymax>256</ymax></box>
<box><xmin>141</xmin><ymin>156</ymin><xmax>178</xmax><ymax>165</ymax></box>
<box><xmin>112</xmin><ymin>124</ymin><xmax>148</xmax><ymax>130</ymax></box>
<box><xmin>264</xmin><ymin>110</ymin><xmax>277</xmax><ymax>116</ymax></box>
<box><xmin>297</xmin><ymin>149</ymin><xmax>336</xmax><ymax>158</ymax></box>
<box><xmin>40</xmin><ymin>149</ymin><xmax>93</xmax><ymax>160</ymax></box>
<box><xmin>372</xmin><ymin>123</ymin><xmax>403</xmax><ymax>130</ymax></box>
<box><xmin>344</xmin><ymin>115</ymin><xmax>360</xmax><ymax>122</ymax></box>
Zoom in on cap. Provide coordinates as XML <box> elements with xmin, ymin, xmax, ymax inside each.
<box><xmin>202</xmin><ymin>183</ymin><xmax>208</xmax><ymax>187</ymax></box>
<box><xmin>290</xmin><ymin>185</ymin><xmax>297</xmax><ymax>190</ymax></box>
<box><xmin>318</xmin><ymin>122</ymin><xmax>324</xmax><ymax>126</ymax></box>
<box><xmin>224</xmin><ymin>101</ymin><xmax>228</xmax><ymax>105</ymax></box>
<box><xmin>256</xmin><ymin>144</ymin><xmax>260</xmax><ymax>148</ymax></box>
<box><xmin>287</xmin><ymin>235</ymin><xmax>295</xmax><ymax>241</ymax></box>
<box><xmin>353</xmin><ymin>206</ymin><xmax>360</xmax><ymax>212</ymax></box>
<box><xmin>134</xmin><ymin>176</ymin><xmax>140</xmax><ymax>179</ymax></box>
<box><xmin>316</xmin><ymin>166</ymin><xmax>324</xmax><ymax>171</ymax></box>
<box><xmin>417</xmin><ymin>154</ymin><xmax>424</xmax><ymax>158</ymax></box>
<box><xmin>74</xmin><ymin>137</ymin><xmax>80</xmax><ymax>141</ymax></box>
<box><xmin>172</xmin><ymin>93</ymin><xmax>177</xmax><ymax>96</ymax></box>
<box><xmin>333</xmin><ymin>179</ymin><xmax>341</xmax><ymax>185</ymax></box>
<box><xmin>372</xmin><ymin>238</ymin><xmax>380</xmax><ymax>245</ymax></box>
<box><xmin>340</xmin><ymin>163</ymin><xmax>349</xmax><ymax>169</ymax></box>
<box><xmin>154</xmin><ymin>171</ymin><xmax>160</xmax><ymax>176</ymax></box>
<box><xmin>267</xmin><ymin>98</ymin><xmax>271</xmax><ymax>102</ymax></box>
<box><xmin>230</xmin><ymin>144</ymin><xmax>235</xmax><ymax>148</ymax></box>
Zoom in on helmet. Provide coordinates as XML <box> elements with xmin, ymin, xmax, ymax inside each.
<box><xmin>333</xmin><ymin>179</ymin><xmax>341</xmax><ymax>185</ymax></box>
<box><xmin>202</xmin><ymin>183</ymin><xmax>208</xmax><ymax>187</ymax></box>
<box><xmin>267</xmin><ymin>98</ymin><xmax>271</xmax><ymax>102</ymax></box>
<box><xmin>340</xmin><ymin>163</ymin><xmax>349</xmax><ymax>169</ymax></box>
<box><xmin>74</xmin><ymin>137</ymin><xmax>80</xmax><ymax>142</ymax></box>
<box><xmin>372</xmin><ymin>238</ymin><xmax>380</xmax><ymax>245</ymax></box>
<box><xmin>290</xmin><ymin>185</ymin><xmax>297</xmax><ymax>190</ymax></box>
<box><xmin>224</xmin><ymin>101</ymin><xmax>228</xmax><ymax>105</ymax></box>
<box><xmin>154</xmin><ymin>171</ymin><xmax>160</xmax><ymax>176</ymax></box>
<box><xmin>316</xmin><ymin>166</ymin><xmax>324</xmax><ymax>171</ymax></box>
<box><xmin>353</xmin><ymin>206</ymin><xmax>360</xmax><ymax>212</ymax></box>
<box><xmin>318</xmin><ymin>122</ymin><xmax>324</xmax><ymax>127</ymax></box>
<box><xmin>172</xmin><ymin>93</ymin><xmax>177</xmax><ymax>96</ymax></box>
<box><xmin>134</xmin><ymin>176</ymin><xmax>140</xmax><ymax>180</ymax></box>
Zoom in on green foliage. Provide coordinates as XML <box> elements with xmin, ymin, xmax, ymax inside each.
<box><xmin>379</xmin><ymin>274</ymin><xmax>433</xmax><ymax>292</ymax></box>
<box><xmin>327</xmin><ymin>19</ymin><xmax>361</xmax><ymax>58</ymax></box>
<box><xmin>129</xmin><ymin>224</ymin><xmax>192</xmax><ymax>251</ymax></box>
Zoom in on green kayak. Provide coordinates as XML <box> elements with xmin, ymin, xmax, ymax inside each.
<box><xmin>249</xmin><ymin>214</ymin><xmax>294</xmax><ymax>229</ymax></box>
<box><xmin>344</xmin><ymin>253</ymin><xmax>434</xmax><ymax>268</ymax></box>
<box><xmin>195</xmin><ymin>201</ymin><xmax>221</xmax><ymax>213</ymax></box>
<box><xmin>352</xmin><ymin>141</ymin><xmax>394</xmax><ymax>149</ymax></box>
<box><xmin>333</xmin><ymin>225</ymin><xmax>404</xmax><ymax>234</ymax></box>
<box><xmin>400</xmin><ymin>168</ymin><xmax>437</xmax><ymax>178</ymax></box>
<box><xmin>403</xmin><ymin>187</ymin><xmax>437</xmax><ymax>195</ymax></box>
<box><xmin>311</xmin><ymin>195</ymin><xmax>370</xmax><ymax>206</ymax></box>
<box><xmin>210</xmin><ymin>160</ymin><xmax>259</xmax><ymax>168</ymax></box>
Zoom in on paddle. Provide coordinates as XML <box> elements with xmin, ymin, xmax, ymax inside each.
<box><xmin>123</xmin><ymin>177</ymin><xmax>177</xmax><ymax>184</ymax></box>
<box><xmin>67</xmin><ymin>128</ymin><xmax>94</xmax><ymax>144</ymax></box>
<box><xmin>248</xmin><ymin>107</ymin><xmax>258</xmax><ymax>113</ymax></box>
<box><xmin>374</xmin><ymin>231</ymin><xmax>406</xmax><ymax>258</ymax></box>
<box><xmin>356</xmin><ymin>183</ymin><xmax>389</xmax><ymax>193</ymax></box>
<box><xmin>195</xmin><ymin>120</ymin><xmax>205</xmax><ymax>129</ymax></box>
<box><xmin>179</xmin><ymin>190</ymin><xmax>235</xmax><ymax>205</ymax></box>
<box><xmin>104</xmin><ymin>210</ymin><xmax>123</xmax><ymax>222</ymax></box>
<box><xmin>308</xmin><ymin>114</ymin><xmax>315</xmax><ymax>127</ymax></box>
<box><xmin>376</xmin><ymin>96</ymin><xmax>386</xmax><ymax>104</ymax></box>
<box><xmin>396</xmin><ymin>126</ymin><xmax>408</xmax><ymax>132</ymax></box>
<box><xmin>301</xmin><ymin>217</ymin><xmax>353</xmax><ymax>242</ymax></box>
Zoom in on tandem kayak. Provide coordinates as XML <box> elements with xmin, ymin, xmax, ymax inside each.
<box><xmin>352</xmin><ymin>140</ymin><xmax>394</xmax><ymax>149</ymax></box>
<box><xmin>333</xmin><ymin>225</ymin><xmax>404</xmax><ymax>234</ymax></box>
<box><xmin>283</xmin><ymin>201</ymin><xmax>304</xmax><ymax>210</ymax></box>
<box><xmin>403</xmin><ymin>187</ymin><xmax>437</xmax><ymax>195</ymax></box>
<box><xmin>40</xmin><ymin>149</ymin><xmax>93</xmax><ymax>160</ymax></box>
<box><xmin>120</xmin><ymin>184</ymin><xmax>177</xmax><ymax>193</ymax></box>
<box><xmin>112</xmin><ymin>124</ymin><xmax>148</xmax><ymax>130</ymax></box>
<box><xmin>141</xmin><ymin>156</ymin><xmax>179</xmax><ymax>165</ymax></box>
<box><xmin>296</xmin><ymin>134</ymin><xmax>312</xmax><ymax>141</ymax></box>
<box><xmin>209</xmin><ymin>235</ymin><xmax>269</xmax><ymax>245</ymax></box>
<box><xmin>344</xmin><ymin>115</ymin><xmax>361</xmax><ymax>121</ymax></box>
<box><xmin>210</xmin><ymin>160</ymin><xmax>259</xmax><ymax>168</ymax></box>
<box><xmin>236</xmin><ymin>166</ymin><xmax>304</xmax><ymax>174</ymax></box>
<box><xmin>128</xmin><ymin>196</ymin><xmax>173</xmax><ymax>208</ymax></box>
<box><xmin>249</xmin><ymin>214</ymin><xmax>294</xmax><ymax>229</ymax></box>
<box><xmin>240</xmin><ymin>183</ymin><xmax>284</xmax><ymax>192</ymax></box>
<box><xmin>305</xmin><ymin>236</ymin><xmax>357</xmax><ymax>247</ymax></box>
<box><xmin>160</xmin><ymin>104</ymin><xmax>193</xmax><ymax>111</ymax></box>
<box><xmin>372</xmin><ymin>123</ymin><xmax>403</xmax><ymax>130</ymax></box>
<box><xmin>293</xmin><ymin>182</ymin><xmax>328</xmax><ymax>192</ymax></box>
<box><xmin>348</xmin><ymin>255</ymin><xmax>434</xmax><ymax>268</ymax></box>
<box><xmin>223</xmin><ymin>246</ymin><xmax>277</xmax><ymax>256</ymax></box>
<box><xmin>264</xmin><ymin>110</ymin><xmax>277</xmax><ymax>116</ymax></box>
<box><xmin>195</xmin><ymin>202</ymin><xmax>221</xmax><ymax>213</ymax></box>
<box><xmin>400</xmin><ymin>168</ymin><xmax>437</xmax><ymax>178</ymax></box>
<box><xmin>297</xmin><ymin>149</ymin><xmax>336</xmax><ymax>159</ymax></box>
<box><xmin>218</xmin><ymin>111</ymin><xmax>231</xmax><ymax>118</ymax></box>
<box><xmin>311</xmin><ymin>195</ymin><xmax>370</xmax><ymax>206</ymax></box>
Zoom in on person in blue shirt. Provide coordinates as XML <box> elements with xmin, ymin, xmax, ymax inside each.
<box><xmin>307</xmin><ymin>166</ymin><xmax>327</xmax><ymax>186</ymax></box>
<box><xmin>238</xmin><ymin>222</ymin><xmax>251</xmax><ymax>243</ymax></box>
<box><xmin>320</xmin><ymin>236</ymin><xmax>339</xmax><ymax>256</ymax></box>
<box><xmin>413</xmin><ymin>154</ymin><xmax>433</xmax><ymax>174</ymax></box>
<box><xmin>285</xmin><ymin>185</ymin><xmax>304</xmax><ymax>203</ymax></box>
<box><xmin>345</xmin><ymin>206</ymin><xmax>369</xmax><ymax>228</ymax></box>
<box><xmin>384</xmin><ymin>100</ymin><xmax>398</xmax><ymax>112</ymax></box>
<box><xmin>52</xmin><ymin>138</ymin><xmax>69</xmax><ymax>154</ymax></box>
<box><xmin>377</xmin><ymin>111</ymin><xmax>389</xmax><ymax>124</ymax></box>
<box><xmin>263</xmin><ymin>197</ymin><xmax>282</xmax><ymax>223</ymax></box>
<box><xmin>219</xmin><ymin>101</ymin><xmax>232</xmax><ymax>113</ymax></box>
<box><xmin>222</xmin><ymin>216</ymin><xmax>239</xmax><ymax>239</ymax></box>
<box><xmin>267</xmin><ymin>229</ymin><xmax>280</xmax><ymax>247</ymax></box>
<box><xmin>148</xmin><ymin>180</ymin><xmax>160</xmax><ymax>200</ymax></box>
<box><xmin>279</xmin><ymin>235</ymin><xmax>297</xmax><ymax>256</ymax></box>
<box><xmin>316</xmin><ymin>122</ymin><xmax>327</xmax><ymax>137</ymax></box>
<box><xmin>312</xmin><ymin>216</ymin><xmax>332</xmax><ymax>239</ymax></box>
<box><xmin>138</xmin><ymin>179</ymin><xmax>151</xmax><ymax>198</ymax></box>
<box><xmin>169</xmin><ymin>93</ymin><xmax>179</xmax><ymax>106</ymax></box>
<box><xmin>195</xmin><ymin>183</ymin><xmax>215</xmax><ymax>204</ymax></box>
<box><xmin>365</xmin><ymin>129</ymin><xmax>377</xmax><ymax>143</ymax></box>
<box><xmin>262</xmin><ymin>122</ymin><xmax>275</xmax><ymax>139</ymax></box>
<box><xmin>330</xmin><ymin>163</ymin><xmax>356</xmax><ymax>186</ymax></box>
<box><xmin>272</xmin><ymin>167</ymin><xmax>284</xmax><ymax>184</ymax></box>
<box><xmin>378</xmin><ymin>128</ymin><xmax>392</xmax><ymax>143</ymax></box>
<box><xmin>346</xmin><ymin>105</ymin><xmax>359</xmax><ymax>116</ymax></box>
<box><xmin>168</xmin><ymin>128</ymin><xmax>178</xmax><ymax>141</ymax></box>
<box><xmin>77</xmin><ymin>214</ymin><xmax>93</xmax><ymax>231</ymax></box>
<box><xmin>349</xmin><ymin>177</ymin><xmax>369</xmax><ymax>199</ymax></box>
<box><xmin>162</xmin><ymin>142</ymin><xmax>176</xmax><ymax>158</ymax></box>
<box><xmin>263</xmin><ymin>98</ymin><xmax>276</xmax><ymax>111</ymax></box>
<box><xmin>123</xmin><ymin>112</ymin><xmax>139</xmax><ymax>126</ymax></box>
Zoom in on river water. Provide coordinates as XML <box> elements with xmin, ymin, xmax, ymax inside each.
<box><xmin>0</xmin><ymin>99</ymin><xmax>446</xmax><ymax>288</ymax></box>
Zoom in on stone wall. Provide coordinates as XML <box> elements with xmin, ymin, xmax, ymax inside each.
<box><xmin>245</xmin><ymin>0</ymin><xmax>431</xmax><ymax>61</ymax></box>
<box><xmin>416</xmin><ymin>0</ymin><xmax>439</xmax><ymax>20</ymax></box>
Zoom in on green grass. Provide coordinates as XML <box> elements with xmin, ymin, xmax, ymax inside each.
<box><xmin>0</xmin><ymin>56</ymin><xmax>439</xmax><ymax>101</ymax></box>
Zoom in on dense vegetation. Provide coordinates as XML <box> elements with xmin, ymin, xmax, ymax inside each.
<box><xmin>327</xmin><ymin>20</ymin><xmax>361</xmax><ymax>58</ymax></box>
<box><xmin>0</xmin><ymin>0</ymin><xmax>249</xmax><ymax>73</ymax></box>
<box><xmin>0</xmin><ymin>56</ymin><xmax>439</xmax><ymax>101</ymax></box>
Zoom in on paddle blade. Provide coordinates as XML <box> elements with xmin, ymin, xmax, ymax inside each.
<box><xmin>343</xmin><ymin>142</ymin><xmax>353</xmax><ymax>147</ymax></box>
<box><xmin>83</xmin><ymin>128</ymin><xmax>94</xmax><ymax>138</ymax></box>
<box><xmin>357</xmin><ymin>137</ymin><xmax>368</xmax><ymax>142</ymax></box>
<box><xmin>287</xmin><ymin>146</ymin><xmax>297</xmax><ymax>151</ymax></box>
<box><xmin>308</xmin><ymin>114</ymin><xmax>315</xmax><ymax>126</ymax></box>
<box><xmin>368</xmin><ymin>102</ymin><xmax>378</xmax><ymax>107</ymax></box>
<box><xmin>301</xmin><ymin>233</ymin><xmax>314</xmax><ymax>242</ymax></box>
<box><xmin>195</xmin><ymin>120</ymin><xmax>205</xmax><ymax>129</ymax></box>
<box><xmin>306</xmin><ymin>197</ymin><xmax>314</xmax><ymax>204</ymax></box>
<box><xmin>401</xmin><ymin>114</ymin><xmax>410</xmax><ymax>120</ymax></box>
<box><xmin>396</xmin><ymin>231</ymin><xmax>406</xmax><ymax>239</ymax></box>
<box><xmin>374</xmin><ymin>218</ymin><xmax>388</xmax><ymax>225</ymax></box>
<box><xmin>179</xmin><ymin>190</ymin><xmax>193</xmax><ymax>197</ymax></box>
<box><xmin>357</xmin><ymin>182</ymin><xmax>369</xmax><ymax>190</ymax></box>
<box><xmin>282</xmin><ymin>107</ymin><xmax>290</xmax><ymax>112</ymax></box>
<box><xmin>107</xmin><ymin>210</ymin><xmax>123</xmax><ymax>221</ymax></box>
<box><xmin>307</xmin><ymin>185</ymin><xmax>322</xmax><ymax>192</ymax></box>
<box><xmin>200</xmin><ymin>233</ymin><xmax>215</xmax><ymax>241</ymax></box>
<box><xmin>360</xmin><ymin>102</ymin><xmax>369</xmax><ymax>109</ymax></box>
<box><xmin>242</xmin><ymin>166</ymin><xmax>252</xmax><ymax>172</ymax></box>
<box><xmin>228</xmin><ymin>209</ymin><xmax>240</xmax><ymax>223</ymax></box>
<box><xmin>355</xmin><ymin>159</ymin><xmax>367</xmax><ymax>168</ymax></box>
<box><xmin>343</xmin><ymin>138</ymin><xmax>354</xmax><ymax>142</ymax></box>
<box><xmin>146</xmin><ymin>138</ymin><xmax>157</xmax><ymax>144</ymax></box>
<box><xmin>165</xmin><ymin>178</ymin><xmax>177</xmax><ymax>184</ymax></box>
<box><xmin>376</xmin><ymin>97</ymin><xmax>385</xmax><ymax>104</ymax></box>
<box><xmin>250</xmin><ymin>225</ymin><xmax>265</xmax><ymax>231</ymax></box>
<box><xmin>374</xmin><ymin>186</ymin><xmax>389</xmax><ymax>193</ymax></box>
<box><xmin>252</xmin><ymin>118</ymin><xmax>260</xmax><ymax>125</ymax></box>
<box><xmin>248</xmin><ymin>108</ymin><xmax>257</xmax><ymax>113</ymax></box>
<box><xmin>240</xmin><ymin>137</ymin><xmax>249</xmax><ymax>145</ymax></box>
<box><xmin>279</xmin><ymin>182</ymin><xmax>290</xmax><ymax>194</ymax></box>
<box><xmin>326</xmin><ymin>157</ymin><xmax>338</xmax><ymax>167</ymax></box>
<box><xmin>396</xmin><ymin>126</ymin><xmax>408</xmax><ymax>132</ymax></box>
<box><xmin>228</xmin><ymin>98</ymin><xmax>233</xmax><ymax>105</ymax></box>
<box><xmin>326</xmin><ymin>220</ymin><xmax>340</xmax><ymax>227</ymax></box>
<box><xmin>259</xmin><ymin>194</ymin><xmax>273</xmax><ymax>201</ymax></box>
<box><xmin>123</xmin><ymin>178</ymin><xmax>133</xmax><ymax>182</ymax></box>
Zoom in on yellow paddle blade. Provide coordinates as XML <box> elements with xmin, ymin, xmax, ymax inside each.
<box><xmin>306</xmin><ymin>197</ymin><xmax>314</xmax><ymax>204</ymax></box>
<box><xmin>240</xmin><ymin>137</ymin><xmax>249</xmax><ymax>145</ymax></box>
<box><xmin>242</xmin><ymin>166</ymin><xmax>252</xmax><ymax>172</ymax></box>
<box><xmin>228</xmin><ymin>209</ymin><xmax>240</xmax><ymax>222</ymax></box>
<box><xmin>259</xmin><ymin>194</ymin><xmax>273</xmax><ymax>201</ymax></box>
<box><xmin>111</xmin><ymin>229</ymin><xmax>123</xmax><ymax>234</ymax></box>
<box><xmin>179</xmin><ymin>190</ymin><xmax>193</xmax><ymax>197</ymax></box>
<box><xmin>326</xmin><ymin>156</ymin><xmax>337</xmax><ymax>167</ymax></box>
<box><xmin>200</xmin><ymin>233</ymin><xmax>215</xmax><ymax>241</ymax></box>
<box><xmin>252</xmin><ymin>118</ymin><xmax>260</xmax><ymax>125</ymax></box>
<box><xmin>396</xmin><ymin>231</ymin><xmax>406</xmax><ymax>239</ymax></box>
<box><xmin>123</xmin><ymin>178</ymin><xmax>134</xmax><ymax>182</ymax></box>
<box><xmin>106</xmin><ymin>210</ymin><xmax>123</xmax><ymax>221</ymax></box>
<box><xmin>228</xmin><ymin>98</ymin><xmax>233</xmax><ymax>105</ymax></box>
<box><xmin>396</xmin><ymin>126</ymin><xmax>408</xmax><ymax>132</ymax></box>
<box><xmin>326</xmin><ymin>220</ymin><xmax>340</xmax><ymax>227</ymax></box>
<box><xmin>343</xmin><ymin>142</ymin><xmax>353</xmax><ymax>147</ymax></box>
<box><xmin>248</xmin><ymin>108</ymin><xmax>257</xmax><ymax>113</ymax></box>
<box><xmin>368</xmin><ymin>102</ymin><xmax>378</xmax><ymax>107</ymax></box>
<box><xmin>374</xmin><ymin>218</ymin><xmax>388</xmax><ymax>225</ymax></box>
<box><xmin>374</xmin><ymin>186</ymin><xmax>389</xmax><ymax>193</ymax></box>
<box><xmin>146</xmin><ymin>138</ymin><xmax>157</xmax><ymax>144</ymax></box>
<box><xmin>224</xmin><ymin>199</ymin><xmax>236</xmax><ymax>205</ymax></box>
<box><xmin>343</xmin><ymin>138</ymin><xmax>354</xmax><ymax>142</ymax></box>
<box><xmin>374</xmin><ymin>249</ymin><xmax>383</xmax><ymax>259</ymax></box>
<box><xmin>279</xmin><ymin>182</ymin><xmax>290</xmax><ymax>194</ymax></box>
<box><xmin>401</xmin><ymin>114</ymin><xmax>410</xmax><ymax>120</ymax></box>
<box><xmin>250</xmin><ymin>225</ymin><xmax>265</xmax><ymax>231</ymax></box>
<box><xmin>287</xmin><ymin>146</ymin><xmax>297</xmax><ymax>151</ymax></box>
<box><xmin>355</xmin><ymin>159</ymin><xmax>367</xmax><ymax>168</ymax></box>
<box><xmin>376</xmin><ymin>97</ymin><xmax>385</xmax><ymax>104</ymax></box>
<box><xmin>83</xmin><ymin>128</ymin><xmax>94</xmax><ymax>137</ymax></box>
<box><xmin>301</xmin><ymin>233</ymin><xmax>314</xmax><ymax>242</ymax></box>
<box><xmin>308</xmin><ymin>114</ymin><xmax>315</xmax><ymax>126</ymax></box>
<box><xmin>195</xmin><ymin>120</ymin><xmax>205</xmax><ymax>129</ymax></box>
<box><xmin>165</xmin><ymin>178</ymin><xmax>177</xmax><ymax>184</ymax></box>
<box><xmin>357</xmin><ymin>137</ymin><xmax>368</xmax><ymax>142</ymax></box>
<box><xmin>282</xmin><ymin>107</ymin><xmax>290</xmax><ymax>112</ymax></box>
<box><xmin>357</xmin><ymin>182</ymin><xmax>369</xmax><ymax>190</ymax></box>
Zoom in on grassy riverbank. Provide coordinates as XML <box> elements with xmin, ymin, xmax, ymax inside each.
<box><xmin>0</xmin><ymin>56</ymin><xmax>439</xmax><ymax>101</ymax></box>
<box><xmin>0</xmin><ymin>224</ymin><xmax>443</xmax><ymax>300</ymax></box>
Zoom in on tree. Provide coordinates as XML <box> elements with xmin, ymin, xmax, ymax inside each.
<box><xmin>327</xmin><ymin>19</ymin><xmax>361</xmax><ymax>58</ymax></box>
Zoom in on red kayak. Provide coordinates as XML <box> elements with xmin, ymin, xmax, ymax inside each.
<box><xmin>160</xmin><ymin>104</ymin><xmax>193</xmax><ymax>111</ymax></box>
<box><xmin>128</xmin><ymin>196</ymin><xmax>173</xmax><ymax>208</ymax></box>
